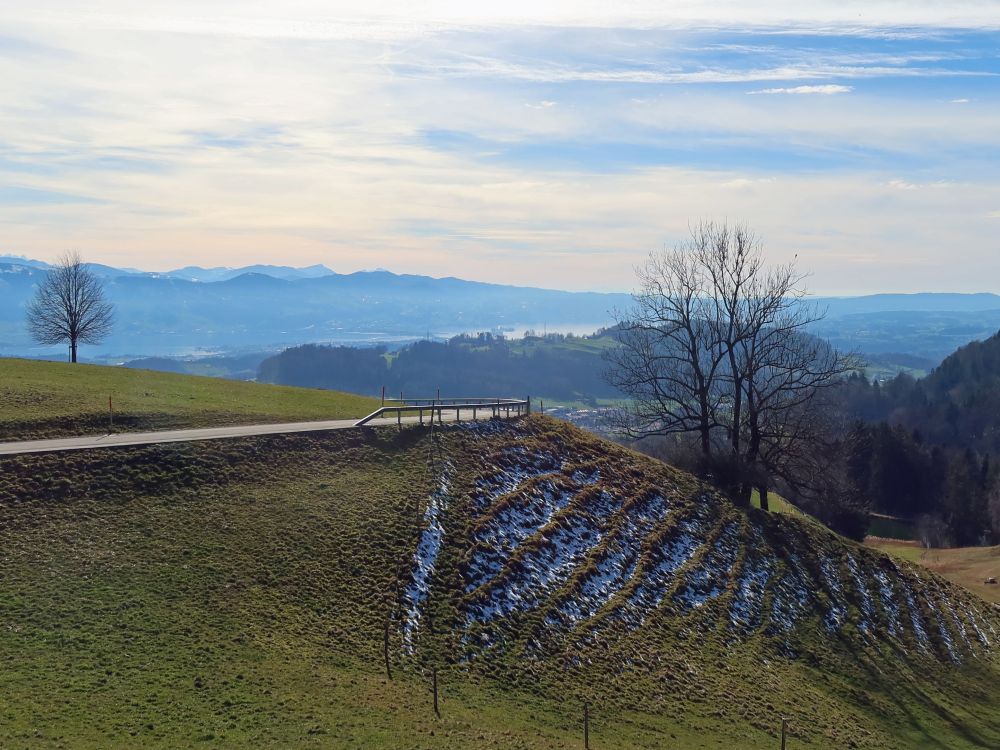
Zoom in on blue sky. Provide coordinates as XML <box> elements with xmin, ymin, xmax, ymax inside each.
<box><xmin>1</xmin><ymin>2</ymin><xmax>999</xmax><ymax>293</ymax></box>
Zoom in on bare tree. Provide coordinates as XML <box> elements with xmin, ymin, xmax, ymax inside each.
<box><xmin>26</xmin><ymin>251</ymin><xmax>114</xmax><ymax>362</ymax></box>
<box><xmin>606</xmin><ymin>221</ymin><xmax>859</xmax><ymax>509</ymax></box>
<box><xmin>604</xmin><ymin>245</ymin><xmax>727</xmax><ymax>455</ymax></box>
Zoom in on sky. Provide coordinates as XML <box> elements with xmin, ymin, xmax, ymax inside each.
<box><xmin>1</xmin><ymin>1</ymin><xmax>999</xmax><ymax>294</ymax></box>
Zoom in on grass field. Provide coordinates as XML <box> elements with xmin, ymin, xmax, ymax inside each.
<box><xmin>0</xmin><ymin>427</ymin><xmax>759</xmax><ymax>749</ymax></box>
<box><xmin>3</xmin><ymin>415</ymin><xmax>1000</xmax><ymax>748</ymax></box>
<box><xmin>867</xmin><ymin>539</ymin><xmax>1000</xmax><ymax>605</ymax></box>
<box><xmin>0</xmin><ymin>358</ymin><xmax>379</xmax><ymax>440</ymax></box>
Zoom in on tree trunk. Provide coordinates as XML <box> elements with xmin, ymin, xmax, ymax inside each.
<box><xmin>758</xmin><ymin>481</ymin><xmax>770</xmax><ymax>511</ymax></box>
<box><xmin>71</xmin><ymin>339</ymin><xmax>78</xmax><ymax>363</ymax></box>
<box><xmin>734</xmin><ymin>483</ymin><xmax>752</xmax><ymax>507</ymax></box>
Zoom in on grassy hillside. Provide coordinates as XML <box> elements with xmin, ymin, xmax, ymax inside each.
<box><xmin>0</xmin><ymin>358</ymin><xmax>379</xmax><ymax>440</ymax></box>
<box><xmin>2</xmin><ymin>416</ymin><xmax>1000</xmax><ymax>748</ymax></box>
<box><xmin>869</xmin><ymin>539</ymin><xmax>1000</xmax><ymax>605</ymax></box>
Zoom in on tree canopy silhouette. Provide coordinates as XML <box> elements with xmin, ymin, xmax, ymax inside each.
<box><xmin>26</xmin><ymin>251</ymin><xmax>114</xmax><ymax>363</ymax></box>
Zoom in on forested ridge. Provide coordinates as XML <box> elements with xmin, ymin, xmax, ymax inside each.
<box><xmin>837</xmin><ymin>329</ymin><xmax>1000</xmax><ymax>545</ymax></box>
<box><xmin>257</xmin><ymin>332</ymin><xmax>620</xmax><ymax>402</ymax></box>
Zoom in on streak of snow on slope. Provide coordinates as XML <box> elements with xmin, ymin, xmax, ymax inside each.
<box><xmin>899</xmin><ymin>578</ymin><xmax>930</xmax><ymax>651</ymax></box>
<box><xmin>963</xmin><ymin>605</ymin><xmax>991</xmax><ymax>648</ymax></box>
<box><xmin>674</xmin><ymin>522</ymin><xmax>741</xmax><ymax>610</ymax></box>
<box><xmin>401</xmin><ymin>463</ymin><xmax>454</xmax><ymax>652</ymax></box>
<box><xmin>466</xmin><ymin>480</ymin><xmax>575</xmax><ymax>592</ymax></box>
<box><xmin>924</xmin><ymin>595</ymin><xmax>960</xmax><ymax>662</ymax></box>
<box><xmin>767</xmin><ymin>553</ymin><xmax>812</xmax><ymax>633</ymax></box>
<box><xmin>818</xmin><ymin>555</ymin><xmax>848</xmax><ymax>632</ymax></box>
<box><xmin>467</xmin><ymin>491</ymin><xmax>619</xmax><ymax>623</ymax></box>
<box><xmin>846</xmin><ymin>554</ymin><xmax>875</xmax><ymax>634</ymax></box>
<box><xmin>729</xmin><ymin>545</ymin><xmax>774</xmax><ymax>632</ymax></box>
<box><xmin>873</xmin><ymin>568</ymin><xmax>901</xmax><ymax>637</ymax></box>
<box><xmin>937</xmin><ymin>594</ymin><xmax>973</xmax><ymax>652</ymax></box>
<box><xmin>624</xmin><ymin>513</ymin><xmax>709</xmax><ymax>625</ymax></box>
<box><xmin>558</xmin><ymin>494</ymin><xmax>670</xmax><ymax>624</ymax></box>
<box><xmin>473</xmin><ymin>446</ymin><xmax>560</xmax><ymax>508</ymax></box>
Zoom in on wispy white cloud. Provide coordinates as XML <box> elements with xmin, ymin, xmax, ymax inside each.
<box><xmin>748</xmin><ymin>84</ymin><xmax>853</xmax><ymax>95</ymax></box>
<box><xmin>1</xmin><ymin>4</ymin><xmax>999</xmax><ymax>294</ymax></box>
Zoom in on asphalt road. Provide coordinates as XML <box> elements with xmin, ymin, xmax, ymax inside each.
<box><xmin>0</xmin><ymin>412</ymin><xmax>475</xmax><ymax>456</ymax></box>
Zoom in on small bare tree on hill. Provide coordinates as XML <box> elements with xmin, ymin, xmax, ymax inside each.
<box><xmin>26</xmin><ymin>251</ymin><xmax>114</xmax><ymax>363</ymax></box>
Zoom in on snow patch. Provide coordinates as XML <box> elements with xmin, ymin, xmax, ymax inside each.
<box><xmin>872</xmin><ymin>568</ymin><xmax>901</xmax><ymax>637</ymax></box>
<box><xmin>466</xmin><ymin>491</ymin><xmax>619</xmax><ymax>624</ymax></box>
<box><xmin>473</xmin><ymin>446</ymin><xmax>561</xmax><ymax>509</ymax></box>
<box><xmin>962</xmin><ymin>605</ymin><xmax>992</xmax><ymax>649</ymax></box>
<box><xmin>729</xmin><ymin>548</ymin><xmax>774</xmax><ymax>632</ymax></box>
<box><xmin>845</xmin><ymin>554</ymin><xmax>875</xmax><ymax>635</ymax></box>
<box><xmin>924</xmin><ymin>595</ymin><xmax>960</xmax><ymax>663</ymax></box>
<box><xmin>401</xmin><ymin>463</ymin><xmax>454</xmax><ymax>651</ymax></box>
<box><xmin>465</xmin><ymin>480</ymin><xmax>576</xmax><ymax>592</ymax></box>
<box><xmin>623</xmin><ymin>512</ymin><xmax>709</xmax><ymax>625</ymax></box>
<box><xmin>818</xmin><ymin>555</ymin><xmax>848</xmax><ymax>632</ymax></box>
<box><xmin>898</xmin><ymin>578</ymin><xmax>930</xmax><ymax>652</ymax></box>
<box><xmin>767</xmin><ymin>553</ymin><xmax>812</xmax><ymax>633</ymax></box>
<box><xmin>673</xmin><ymin>522</ymin><xmax>741</xmax><ymax>610</ymax></box>
<box><xmin>558</xmin><ymin>494</ymin><xmax>670</xmax><ymax>625</ymax></box>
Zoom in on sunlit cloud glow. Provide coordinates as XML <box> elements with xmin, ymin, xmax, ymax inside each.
<box><xmin>1</xmin><ymin>2</ymin><xmax>999</xmax><ymax>294</ymax></box>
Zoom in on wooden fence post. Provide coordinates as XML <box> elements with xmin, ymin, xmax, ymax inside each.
<box><xmin>584</xmin><ymin>702</ymin><xmax>590</xmax><ymax>749</ymax></box>
<box><xmin>781</xmin><ymin>717</ymin><xmax>787</xmax><ymax>750</ymax></box>
<box><xmin>108</xmin><ymin>396</ymin><xmax>114</xmax><ymax>430</ymax></box>
<box><xmin>432</xmin><ymin>668</ymin><xmax>440</xmax><ymax>718</ymax></box>
<box><xmin>381</xmin><ymin>385</ymin><xmax>385</xmax><ymax>406</ymax></box>
<box><xmin>383</xmin><ymin>622</ymin><xmax>392</xmax><ymax>680</ymax></box>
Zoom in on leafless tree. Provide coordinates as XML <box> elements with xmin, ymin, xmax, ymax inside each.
<box><xmin>26</xmin><ymin>251</ymin><xmax>114</xmax><ymax>363</ymax></box>
<box><xmin>604</xmin><ymin>245</ymin><xmax>727</xmax><ymax>455</ymax></box>
<box><xmin>606</xmin><ymin>221</ymin><xmax>859</xmax><ymax>509</ymax></box>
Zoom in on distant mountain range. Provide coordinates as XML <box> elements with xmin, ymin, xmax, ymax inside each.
<box><xmin>1</xmin><ymin>255</ymin><xmax>999</xmax><ymax>361</ymax></box>
<box><xmin>0</xmin><ymin>256</ymin><xmax>626</xmax><ymax>357</ymax></box>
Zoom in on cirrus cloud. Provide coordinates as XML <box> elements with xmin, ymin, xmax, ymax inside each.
<box><xmin>748</xmin><ymin>84</ymin><xmax>853</xmax><ymax>95</ymax></box>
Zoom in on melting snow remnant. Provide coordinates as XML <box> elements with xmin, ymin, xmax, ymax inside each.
<box><xmin>818</xmin><ymin>555</ymin><xmax>848</xmax><ymax>633</ymax></box>
<box><xmin>923</xmin><ymin>594</ymin><xmax>960</xmax><ymax>663</ymax></box>
<box><xmin>729</xmin><ymin>541</ymin><xmax>775</xmax><ymax>632</ymax></box>
<box><xmin>899</xmin><ymin>578</ymin><xmax>930</xmax><ymax>651</ymax></box>
<box><xmin>873</xmin><ymin>568</ymin><xmax>901</xmax><ymax>637</ymax></box>
<box><xmin>767</xmin><ymin>553</ymin><xmax>812</xmax><ymax>633</ymax></box>
<box><xmin>674</xmin><ymin>522</ymin><xmax>741</xmax><ymax>610</ymax></box>
<box><xmin>937</xmin><ymin>594</ymin><xmax>973</xmax><ymax>652</ymax></box>
<box><xmin>962</xmin><ymin>605</ymin><xmax>991</xmax><ymax>648</ymax></box>
<box><xmin>466</xmin><ymin>480</ymin><xmax>576</xmax><ymax>592</ymax></box>
<box><xmin>473</xmin><ymin>446</ymin><xmax>560</xmax><ymax>508</ymax></box>
<box><xmin>401</xmin><ymin>463</ymin><xmax>454</xmax><ymax>652</ymax></box>
<box><xmin>558</xmin><ymin>494</ymin><xmax>670</xmax><ymax>625</ymax></box>
<box><xmin>624</xmin><ymin>512</ymin><xmax>709</xmax><ymax>625</ymax></box>
<box><xmin>846</xmin><ymin>554</ymin><xmax>875</xmax><ymax>635</ymax></box>
<box><xmin>467</xmin><ymin>490</ymin><xmax>618</xmax><ymax>624</ymax></box>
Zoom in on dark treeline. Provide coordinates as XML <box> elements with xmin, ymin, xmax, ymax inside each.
<box><xmin>257</xmin><ymin>332</ymin><xmax>620</xmax><ymax>402</ymax></box>
<box><xmin>835</xmin><ymin>330</ymin><xmax>1000</xmax><ymax>546</ymax></box>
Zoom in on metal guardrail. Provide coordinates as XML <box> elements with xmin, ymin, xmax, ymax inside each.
<box><xmin>354</xmin><ymin>397</ymin><xmax>531</xmax><ymax>427</ymax></box>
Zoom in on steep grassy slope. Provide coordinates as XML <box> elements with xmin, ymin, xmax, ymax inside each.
<box><xmin>0</xmin><ymin>358</ymin><xmax>378</xmax><ymax>440</ymax></box>
<box><xmin>2</xmin><ymin>417</ymin><xmax>999</xmax><ymax>748</ymax></box>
